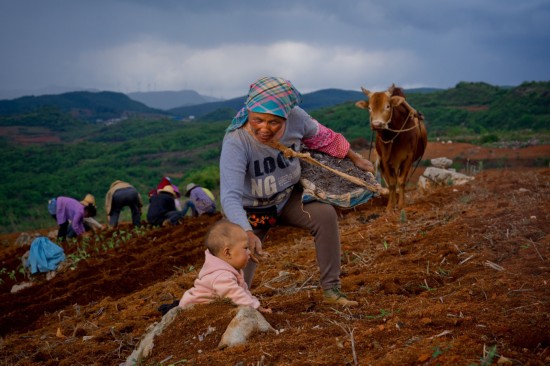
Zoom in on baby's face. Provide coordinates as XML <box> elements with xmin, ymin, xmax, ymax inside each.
<box><xmin>225</xmin><ymin>229</ymin><xmax>250</xmax><ymax>270</ymax></box>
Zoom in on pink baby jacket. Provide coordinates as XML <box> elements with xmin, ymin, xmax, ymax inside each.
<box><xmin>179</xmin><ymin>249</ymin><xmax>260</xmax><ymax>309</ymax></box>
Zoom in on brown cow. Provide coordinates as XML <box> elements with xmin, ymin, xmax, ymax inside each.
<box><xmin>355</xmin><ymin>84</ymin><xmax>427</xmax><ymax>210</ymax></box>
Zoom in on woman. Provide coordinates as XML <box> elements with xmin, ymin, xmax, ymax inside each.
<box><xmin>146</xmin><ymin>185</ymin><xmax>185</xmax><ymax>226</ymax></box>
<box><xmin>182</xmin><ymin>183</ymin><xmax>217</xmax><ymax>217</ymax></box>
<box><xmin>105</xmin><ymin>180</ymin><xmax>143</xmax><ymax>227</ymax></box>
<box><xmin>220</xmin><ymin>76</ymin><xmax>373</xmax><ymax>306</ymax></box>
<box><xmin>50</xmin><ymin>194</ymin><xmax>97</xmax><ymax>241</ymax></box>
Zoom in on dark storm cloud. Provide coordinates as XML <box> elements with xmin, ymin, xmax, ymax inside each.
<box><xmin>0</xmin><ymin>0</ymin><xmax>548</xmax><ymax>99</ymax></box>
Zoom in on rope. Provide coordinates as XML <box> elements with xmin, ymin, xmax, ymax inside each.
<box><xmin>378</xmin><ymin>110</ymin><xmax>418</xmax><ymax>144</ymax></box>
<box><xmin>384</xmin><ymin>111</ymin><xmax>419</xmax><ymax>133</ymax></box>
<box><xmin>264</xmin><ymin>140</ymin><xmax>386</xmax><ymax>194</ymax></box>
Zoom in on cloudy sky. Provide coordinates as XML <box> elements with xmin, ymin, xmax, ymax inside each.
<box><xmin>1</xmin><ymin>0</ymin><xmax>549</xmax><ymax>99</ymax></box>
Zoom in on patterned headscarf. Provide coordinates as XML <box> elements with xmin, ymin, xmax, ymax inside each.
<box><xmin>227</xmin><ymin>76</ymin><xmax>302</xmax><ymax>132</ymax></box>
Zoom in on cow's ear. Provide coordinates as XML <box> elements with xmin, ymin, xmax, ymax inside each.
<box><xmin>390</xmin><ymin>96</ymin><xmax>405</xmax><ymax>106</ymax></box>
<box><xmin>355</xmin><ymin>100</ymin><xmax>369</xmax><ymax>109</ymax></box>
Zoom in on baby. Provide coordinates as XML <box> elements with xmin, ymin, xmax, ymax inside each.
<box><xmin>179</xmin><ymin>219</ymin><xmax>271</xmax><ymax>313</ymax></box>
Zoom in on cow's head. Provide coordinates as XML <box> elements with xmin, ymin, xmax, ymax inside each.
<box><xmin>355</xmin><ymin>84</ymin><xmax>406</xmax><ymax>130</ymax></box>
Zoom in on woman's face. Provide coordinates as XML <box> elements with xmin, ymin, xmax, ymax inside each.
<box><xmin>247</xmin><ymin>111</ymin><xmax>286</xmax><ymax>143</ymax></box>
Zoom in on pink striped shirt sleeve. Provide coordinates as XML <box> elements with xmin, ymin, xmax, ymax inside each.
<box><xmin>302</xmin><ymin>120</ymin><xmax>350</xmax><ymax>158</ymax></box>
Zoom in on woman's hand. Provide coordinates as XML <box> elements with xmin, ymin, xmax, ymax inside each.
<box><xmin>246</xmin><ymin>231</ymin><xmax>265</xmax><ymax>263</ymax></box>
<box><xmin>347</xmin><ymin>149</ymin><xmax>375</xmax><ymax>173</ymax></box>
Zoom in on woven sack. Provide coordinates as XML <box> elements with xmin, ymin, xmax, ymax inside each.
<box><xmin>299</xmin><ymin>150</ymin><xmax>382</xmax><ymax>208</ymax></box>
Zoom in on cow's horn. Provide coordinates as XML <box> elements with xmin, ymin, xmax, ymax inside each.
<box><xmin>360</xmin><ymin>86</ymin><xmax>372</xmax><ymax>97</ymax></box>
<box><xmin>385</xmin><ymin>83</ymin><xmax>395</xmax><ymax>97</ymax></box>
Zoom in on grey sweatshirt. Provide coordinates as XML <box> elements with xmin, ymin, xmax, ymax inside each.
<box><xmin>220</xmin><ymin>107</ymin><xmax>318</xmax><ymax>231</ymax></box>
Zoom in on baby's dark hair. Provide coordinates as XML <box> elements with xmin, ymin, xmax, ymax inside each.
<box><xmin>84</xmin><ymin>204</ymin><xmax>97</xmax><ymax>217</ymax></box>
<box><xmin>205</xmin><ymin>219</ymin><xmax>242</xmax><ymax>256</ymax></box>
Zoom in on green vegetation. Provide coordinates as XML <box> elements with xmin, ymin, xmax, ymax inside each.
<box><xmin>0</xmin><ymin>226</ymin><xmax>152</xmax><ymax>284</ymax></box>
<box><xmin>0</xmin><ymin>81</ymin><xmax>548</xmax><ymax>233</ymax></box>
<box><xmin>0</xmin><ymin>91</ymin><xmax>165</xmax><ymax>122</ymax></box>
<box><xmin>0</xmin><ymin>118</ymin><xmax>226</xmax><ymax>232</ymax></box>
<box><xmin>0</xmin><ymin>106</ymin><xmax>83</xmax><ymax>131</ymax></box>
<box><xmin>365</xmin><ymin>308</ymin><xmax>394</xmax><ymax>319</ymax></box>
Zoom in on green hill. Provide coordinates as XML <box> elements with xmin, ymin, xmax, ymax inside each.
<box><xmin>0</xmin><ymin>81</ymin><xmax>548</xmax><ymax>233</ymax></box>
<box><xmin>0</xmin><ymin>91</ymin><xmax>167</xmax><ymax>123</ymax></box>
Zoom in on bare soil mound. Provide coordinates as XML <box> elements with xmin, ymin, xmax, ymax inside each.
<box><xmin>0</xmin><ymin>142</ymin><xmax>549</xmax><ymax>366</ymax></box>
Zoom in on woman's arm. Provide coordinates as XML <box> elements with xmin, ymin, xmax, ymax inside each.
<box><xmin>303</xmin><ymin>119</ymin><xmax>374</xmax><ymax>173</ymax></box>
<box><xmin>302</xmin><ymin>120</ymin><xmax>349</xmax><ymax>158</ymax></box>
<box><xmin>220</xmin><ymin>135</ymin><xmax>251</xmax><ymax>230</ymax></box>
<box><xmin>72</xmin><ymin>210</ymin><xmax>86</xmax><ymax>236</ymax></box>
<box><xmin>220</xmin><ymin>134</ymin><xmax>266</xmax><ymax>263</ymax></box>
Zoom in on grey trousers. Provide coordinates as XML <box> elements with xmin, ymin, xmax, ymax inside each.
<box><xmin>110</xmin><ymin>187</ymin><xmax>142</xmax><ymax>227</ymax></box>
<box><xmin>243</xmin><ymin>186</ymin><xmax>341</xmax><ymax>291</ymax></box>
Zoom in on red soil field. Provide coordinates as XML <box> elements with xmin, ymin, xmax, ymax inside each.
<box><xmin>0</xmin><ymin>142</ymin><xmax>548</xmax><ymax>365</ymax></box>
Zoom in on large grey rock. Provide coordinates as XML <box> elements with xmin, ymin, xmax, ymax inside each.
<box><xmin>11</xmin><ymin>281</ymin><xmax>34</xmax><ymax>293</ymax></box>
<box><xmin>123</xmin><ymin>305</ymin><xmax>276</xmax><ymax>366</ymax></box>
<box><xmin>123</xmin><ymin>306</ymin><xmax>182</xmax><ymax>366</ymax></box>
<box><xmin>430</xmin><ymin>157</ymin><xmax>453</xmax><ymax>169</ymax></box>
<box><xmin>218</xmin><ymin>306</ymin><xmax>276</xmax><ymax>349</ymax></box>
<box><xmin>419</xmin><ymin>167</ymin><xmax>474</xmax><ymax>190</ymax></box>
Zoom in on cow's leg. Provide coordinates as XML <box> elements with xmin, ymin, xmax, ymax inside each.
<box><xmin>397</xmin><ymin>175</ymin><xmax>406</xmax><ymax>209</ymax></box>
<box><xmin>389</xmin><ymin>186</ymin><xmax>397</xmax><ymax>210</ymax></box>
<box><xmin>397</xmin><ymin>157</ymin><xmax>414</xmax><ymax>209</ymax></box>
<box><xmin>379</xmin><ymin>160</ymin><xmax>395</xmax><ymax>211</ymax></box>
<box><xmin>384</xmin><ymin>170</ymin><xmax>398</xmax><ymax>211</ymax></box>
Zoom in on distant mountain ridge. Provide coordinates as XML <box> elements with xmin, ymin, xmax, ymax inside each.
<box><xmin>126</xmin><ymin>90</ymin><xmax>223</xmax><ymax>110</ymax></box>
<box><xmin>0</xmin><ymin>91</ymin><xmax>166</xmax><ymax>122</ymax></box>
<box><xmin>0</xmin><ymin>86</ymin><xmax>100</xmax><ymax>101</ymax></box>
<box><xmin>168</xmin><ymin>87</ymin><xmax>441</xmax><ymax>119</ymax></box>
<box><xmin>0</xmin><ymin>87</ymin><xmax>441</xmax><ymax>126</ymax></box>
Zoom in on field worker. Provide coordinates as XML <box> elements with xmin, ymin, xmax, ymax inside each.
<box><xmin>148</xmin><ymin>176</ymin><xmax>172</xmax><ymax>199</ymax></box>
<box><xmin>146</xmin><ymin>185</ymin><xmax>185</xmax><ymax>226</ymax></box>
<box><xmin>105</xmin><ymin>180</ymin><xmax>143</xmax><ymax>227</ymax></box>
<box><xmin>220</xmin><ymin>76</ymin><xmax>374</xmax><ymax>306</ymax></box>
<box><xmin>148</xmin><ymin>177</ymin><xmax>182</xmax><ymax>211</ymax></box>
<box><xmin>182</xmin><ymin>183</ymin><xmax>216</xmax><ymax>217</ymax></box>
<box><xmin>48</xmin><ymin>194</ymin><xmax>97</xmax><ymax>241</ymax></box>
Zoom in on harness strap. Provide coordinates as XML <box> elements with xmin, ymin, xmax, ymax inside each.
<box><xmin>378</xmin><ymin>110</ymin><xmax>419</xmax><ymax>144</ymax></box>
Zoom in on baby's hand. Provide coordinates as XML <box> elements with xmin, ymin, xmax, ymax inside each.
<box><xmin>258</xmin><ymin>306</ymin><xmax>272</xmax><ymax>314</ymax></box>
